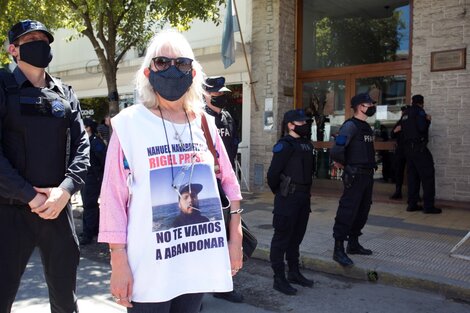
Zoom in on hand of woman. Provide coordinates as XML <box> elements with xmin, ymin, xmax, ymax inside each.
<box><xmin>109</xmin><ymin>247</ymin><xmax>134</xmax><ymax>308</ymax></box>
<box><xmin>228</xmin><ymin>240</ymin><xmax>243</xmax><ymax>276</ymax></box>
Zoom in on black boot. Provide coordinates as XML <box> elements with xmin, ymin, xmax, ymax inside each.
<box><xmin>390</xmin><ymin>189</ymin><xmax>402</xmax><ymax>200</ymax></box>
<box><xmin>333</xmin><ymin>240</ymin><xmax>354</xmax><ymax>266</ymax></box>
<box><xmin>287</xmin><ymin>271</ymin><xmax>314</xmax><ymax>288</ymax></box>
<box><xmin>273</xmin><ymin>273</ymin><xmax>297</xmax><ymax>295</ymax></box>
<box><xmin>346</xmin><ymin>236</ymin><xmax>372</xmax><ymax>255</ymax></box>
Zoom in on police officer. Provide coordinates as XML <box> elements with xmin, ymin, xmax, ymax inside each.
<box><xmin>0</xmin><ymin>20</ymin><xmax>89</xmax><ymax>312</ymax></box>
<box><xmin>267</xmin><ymin>109</ymin><xmax>315</xmax><ymax>295</ymax></box>
<box><xmin>330</xmin><ymin>93</ymin><xmax>376</xmax><ymax>267</ymax></box>
<box><xmin>204</xmin><ymin>76</ymin><xmax>239</xmax><ymax>169</ymax></box>
<box><xmin>390</xmin><ymin>106</ymin><xmax>412</xmax><ymax>200</ymax></box>
<box><xmin>204</xmin><ymin>76</ymin><xmax>243</xmax><ymax>303</ymax></box>
<box><xmin>401</xmin><ymin>95</ymin><xmax>441</xmax><ymax>214</ymax></box>
<box><xmin>79</xmin><ymin>118</ymin><xmax>106</xmax><ymax>245</ymax></box>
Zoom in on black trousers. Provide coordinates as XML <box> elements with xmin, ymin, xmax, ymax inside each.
<box><xmin>81</xmin><ymin>180</ymin><xmax>101</xmax><ymax>237</ymax></box>
<box><xmin>270</xmin><ymin>192</ymin><xmax>310</xmax><ymax>274</ymax></box>
<box><xmin>333</xmin><ymin>173</ymin><xmax>374</xmax><ymax>241</ymax></box>
<box><xmin>0</xmin><ymin>203</ymin><xmax>79</xmax><ymax>313</ymax></box>
<box><xmin>406</xmin><ymin>146</ymin><xmax>435</xmax><ymax>209</ymax></box>
<box><xmin>128</xmin><ymin>293</ymin><xmax>204</xmax><ymax>313</ymax></box>
<box><xmin>393</xmin><ymin>147</ymin><xmax>407</xmax><ymax>191</ymax></box>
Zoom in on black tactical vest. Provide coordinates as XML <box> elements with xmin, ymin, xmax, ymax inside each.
<box><xmin>281</xmin><ymin>136</ymin><xmax>314</xmax><ymax>185</ymax></box>
<box><xmin>344</xmin><ymin>118</ymin><xmax>375</xmax><ymax>168</ymax></box>
<box><xmin>401</xmin><ymin>105</ymin><xmax>427</xmax><ymax>143</ymax></box>
<box><xmin>0</xmin><ymin>71</ymin><xmax>72</xmax><ymax>187</ymax></box>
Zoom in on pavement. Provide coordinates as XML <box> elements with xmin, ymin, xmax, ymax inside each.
<box><xmin>241</xmin><ymin>184</ymin><xmax>470</xmax><ymax>302</ymax></box>
<box><xmin>13</xmin><ymin>184</ymin><xmax>470</xmax><ymax>311</ymax></box>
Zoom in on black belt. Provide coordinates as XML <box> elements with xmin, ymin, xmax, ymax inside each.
<box><xmin>0</xmin><ymin>196</ymin><xmax>27</xmax><ymax>206</ymax></box>
<box><xmin>348</xmin><ymin>167</ymin><xmax>374</xmax><ymax>175</ymax></box>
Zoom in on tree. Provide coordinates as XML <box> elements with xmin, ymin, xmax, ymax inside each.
<box><xmin>1</xmin><ymin>0</ymin><xmax>225</xmax><ymax>114</ymax></box>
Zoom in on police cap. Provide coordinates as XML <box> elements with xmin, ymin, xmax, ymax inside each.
<box><xmin>205</xmin><ymin>76</ymin><xmax>231</xmax><ymax>92</ymax></box>
<box><xmin>8</xmin><ymin>20</ymin><xmax>54</xmax><ymax>44</ymax></box>
<box><xmin>351</xmin><ymin>93</ymin><xmax>375</xmax><ymax>108</ymax></box>
<box><xmin>283</xmin><ymin>109</ymin><xmax>311</xmax><ymax>124</ymax></box>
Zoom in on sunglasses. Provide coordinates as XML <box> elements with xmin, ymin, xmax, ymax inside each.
<box><xmin>151</xmin><ymin>56</ymin><xmax>193</xmax><ymax>73</ymax></box>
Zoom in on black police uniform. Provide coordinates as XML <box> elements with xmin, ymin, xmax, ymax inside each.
<box><xmin>331</xmin><ymin>117</ymin><xmax>375</xmax><ymax>242</ymax></box>
<box><xmin>205</xmin><ymin>106</ymin><xmax>239</xmax><ymax>169</ymax></box>
<box><xmin>267</xmin><ymin>135</ymin><xmax>314</xmax><ymax>281</ymax></box>
<box><xmin>0</xmin><ymin>67</ymin><xmax>89</xmax><ymax>313</ymax></box>
<box><xmin>401</xmin><ymin>104</ymin><xmax>436</xmax><ymax>212</ymax></box>
<box><xmin>80</xmin><ymin>133</ymin><xmax>106</xmax><ymax>242</ymax></box>
<box><xmin>390</xmin><ymin>116</ymin><xmax>409</xmax><ymax>198</ymax></box>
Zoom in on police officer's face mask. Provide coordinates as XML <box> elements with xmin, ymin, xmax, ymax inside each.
<box><xmin>293</xmin><ymin>123</ymin><xmax>311</xmax><ymax>138</ymax></box>
<box><xmin>19</xmin><ymin>40</ymin><xmax>53</xmax><ymax>68</ymax></box>
<box><xmin>362</xmin><ymin>105</ymin><xmax>377</xmax><ymax>117</ymax></box>
<box><xmin>211</xmin><ymin>94</ymin><xmax>229</xmax><ymax>108</ymax></box>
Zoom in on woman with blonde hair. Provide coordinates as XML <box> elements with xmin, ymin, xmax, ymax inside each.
<box><xmin>98</xmin><ymin>29</ymin><xmax>243</xmax><ymax>313</ymax></box>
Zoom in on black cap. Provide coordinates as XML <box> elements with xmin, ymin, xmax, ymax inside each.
<box><xmin>411</xmin><ymin>95</ymin><xmax>424</xmax><ymax>105</ymax></box>
<box><xmin>205</xmin><ymin>76</ymin><xmax>231</xmax><ymax>92</ymax></box>
<box><xmin>8</xmin><ymin>20</ymin><xmax>54</xmax><ymax>44</ymax></box>
<box><xmin>283</xmin><ymin>109</ymin><xmax>311</xmax><ymax>123</ymax></box>
<box><xmin>351</xmin><ymin>93</ymin><xmax>375</xmax><ymax>107</ymax></box>
<box><xmin>179</xmin><ymin>183</ymin><xmax>203</xmax><ymax>195</ymax></box>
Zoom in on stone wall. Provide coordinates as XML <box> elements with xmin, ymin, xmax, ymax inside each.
<box><xmin>250</xmin><ymin>0</ymin><xmax>296</xmax><ymax>191</ymax></box>
<box><xmin>412</xmin><ymin>0</ymin><xmax>470</xmax><ymax>201</ymax></box>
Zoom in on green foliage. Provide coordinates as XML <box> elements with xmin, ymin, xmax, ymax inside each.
<box><xmin>79</xmin><ymin>96</ymin><xmax>109</xmax><ymax>122</ymax></box>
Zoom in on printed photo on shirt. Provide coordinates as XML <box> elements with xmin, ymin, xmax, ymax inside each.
<box><xmin>151</xmin><ymin>163</ymin><xmax>224</xmax><ymax>232</ymax></box>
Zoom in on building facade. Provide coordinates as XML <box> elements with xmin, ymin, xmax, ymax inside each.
<box><xmin>49</xmin><ymin>0</ymin><xmax>470</xmax><ymax>201</ymax></box>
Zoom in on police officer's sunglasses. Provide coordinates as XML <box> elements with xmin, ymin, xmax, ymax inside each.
<box><xmin>151</xmin><ymin>56</ymin><xmax>193</xmax><ymax>73</ymax></box>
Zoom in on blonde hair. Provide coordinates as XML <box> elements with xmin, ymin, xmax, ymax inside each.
<box><xmin>135</xmin><ymin>29</ymin><xmax>205</xmax><ymax>113</ymax></box>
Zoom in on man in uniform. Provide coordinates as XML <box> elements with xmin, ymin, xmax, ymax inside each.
<box><xmin>330</xmin><ymin>93</ymin><xmax>376</xmax><ymax>267</ymax></box>
<box><xmin>79</xmin><ymin>118</ymin><xmax>106</xmax><ymax>245</ymax></box>
<box><xmin>204</xmin><ymin>76</ymin><xmax>239</xmax><ymax>169</ymax></box>
<box><xmin>0</xmin><ymin>20</ymin><xmax>89</xmax><ymax>312</ymax></box>
<box><xmin>390</xmin><ymin>105</ymin><xmax>412</xmax><ymax>200</ymax></box>
<box><xmin>267</xmin><ymin>109</ymin><xmax>315</xmax><ymax>295</ymax></box>
<box><xmin>204</xmin><ymin>76</ymin><xmax>243</xmax><ymax>303</ymax></box>
<box><xmin>401</xmin><ymin>95</ymin><xmax>441</xmax><ymax>214</ymax></box>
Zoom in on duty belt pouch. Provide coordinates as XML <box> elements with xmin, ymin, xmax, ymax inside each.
<box><xmin>342</xmin><ymin>165</ymin><xmax>356</xmax><ymax>189</ymax></box>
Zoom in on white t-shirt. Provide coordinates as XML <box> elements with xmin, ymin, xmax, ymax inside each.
<box><xmin>112</xmin><ymin>104</ymin><xmax>232</xmax><ymax>302</ymax></box>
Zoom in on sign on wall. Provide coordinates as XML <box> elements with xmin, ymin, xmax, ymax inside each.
<box><xmin>431</xmin><ymin>48</ymin><xmax>466</xmax><ymax>72</ymax></box>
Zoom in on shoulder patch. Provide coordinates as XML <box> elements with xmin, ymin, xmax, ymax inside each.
<box><xmin>335</xmin><ymin>135</ymin><xmax>347</xmax><ymax>146</ymax></box>
<box><xmin>273</xmin><ymin>142</ymin><xmax>285</xmax><ymax>153</ymax></box>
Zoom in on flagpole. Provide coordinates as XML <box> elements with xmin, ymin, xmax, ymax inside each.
<box><xmin>232</xmin><ymin>0</ymin><xmax>259</xmax><ymax>111</ymax></box>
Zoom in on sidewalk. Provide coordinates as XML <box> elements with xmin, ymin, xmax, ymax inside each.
<box><xmin>241</xmin><ymin>190</ymin><xmax>470</xmax><ymax>301</ymax></box>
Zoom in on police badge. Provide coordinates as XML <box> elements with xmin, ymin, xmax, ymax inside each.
<box><xmin>51</xmin><ymin>99</ymin><xmax>65</xmax><ymax>118</ymax></box>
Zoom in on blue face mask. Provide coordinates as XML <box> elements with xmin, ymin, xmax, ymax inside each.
<box><xmin>149</xmin><ymin>65</ymin><xmax>193</xmax><ymax>101</ymax></box>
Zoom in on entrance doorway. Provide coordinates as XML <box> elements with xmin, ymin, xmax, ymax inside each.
<box><xmin>295</xmin><ymin>0</ymin><xmax>412</xmax><ymax>193</ymax></box>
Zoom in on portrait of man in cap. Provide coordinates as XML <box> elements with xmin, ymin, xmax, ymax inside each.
<box><xmin>173</xmin><ymin>183</ymin><xmax>209</xmax><ymax>227</ymax></box>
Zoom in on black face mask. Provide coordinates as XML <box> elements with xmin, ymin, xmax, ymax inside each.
<box><xmin>19</xmin><ymin>41</ymin><xmax>53</xmax><ymax>68</ymax></box>
<box><xmin>210</xmin><ymin>94</ymin><xmax>229</xmax><ymax>108</ymax></box>
<box><xmin>149</xmin><ymin>65</ymin><xmax>193</xmax><ymax>101</ymax></box>
<box><xmin>293</xmin><ymin>123</ymin><xmax>311</xmax><ymax>138</ymax></box>
<box><xmin>364</xmin><ymin>106</ymin><xmax>377</xmax><ymax>117</ymax></box>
